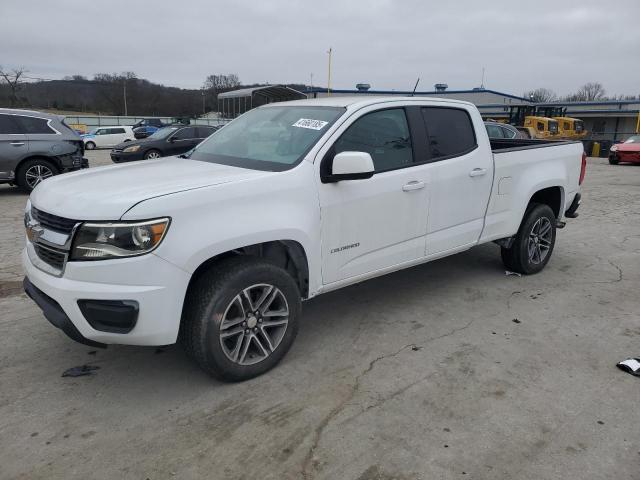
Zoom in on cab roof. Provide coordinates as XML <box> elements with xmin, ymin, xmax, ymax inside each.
<box><xmin>264</xmin><ymin>95</ymin><xmax>476</xmax><ymax>110</ymax></box>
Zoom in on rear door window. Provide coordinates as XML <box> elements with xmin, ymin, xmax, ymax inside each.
<box><xmin>421</xmin><ymin>107</ymin><xmax>477</xmax><ymax>160</ymax></box>
<box><xmin>0</xmin><ymin>114</ymin><xmax>22</xmax><ymax>134</ymax></box>
<box><xmin>500</xmin><ymin>126</ymin><xmax>517</xmax><ymax>139</ymax></box>
<box><xmin>110</xmin><ymin>128</ymin><xmax>126</xmax><ymax>134</ymax></box>
<box><xmin>14</xmin><ymin>116</ymin><xmax>56</xmax><ymax>134</ymax></box>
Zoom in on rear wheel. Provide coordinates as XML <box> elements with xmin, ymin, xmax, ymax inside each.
<box><xmin>85</xmin><ymin>141</ymin><xmax>96</xmax><ymax>150</ymax></box>
<box><xmin>182</xmin><ymin>257</ymin><xmax>301</xmax><ymax>382</ymax></box>
<box><xmin>17</xmin><ymin>159</ymin><xmax>59</xmax><ymax>192</ymax></box>
<box><xmin>501</xmin><ymin>203</ymin><xmax>556</xmax><ymax>275</ymax></box>
<box><xmin>144</xmin><ymin>149</ymin><xmax>161</xmax><ymax>159</ymax></box>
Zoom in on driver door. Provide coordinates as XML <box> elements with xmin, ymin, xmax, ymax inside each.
<box><xmin>318</xmin><ymin>107</ymin><xmax>430</xmax><ymax>285</ymax></box>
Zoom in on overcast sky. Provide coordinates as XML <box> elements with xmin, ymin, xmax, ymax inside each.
<box><xmin>1</xmin><ymin>0</ymin><xmax>639</xmax><ymax>97</ymax></box>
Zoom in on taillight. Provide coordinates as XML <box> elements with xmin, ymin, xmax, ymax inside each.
<box><xmin>579</xmin><ymin>152</ymin><xmax>587</xmax><ymax>185</ymax></box>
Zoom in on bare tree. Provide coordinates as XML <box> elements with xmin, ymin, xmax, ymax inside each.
<box><xmin>0</xmin><ymin>66</ymin><xmax>27</xmax><ymax>107</ymax></box>
<box><xmin>566</xmin><ymin>82</ymin><xmax>606</xmax><ymax>101</ymax></box>
<box><xmin>203</xmin><ymin>74</ymin><xmax>240</xmax><ymax>93</ymax></box>
<box><xmin>523</xmin><ymin>88</ymin><xmax>557</xmax><ymax>103</ymax></box>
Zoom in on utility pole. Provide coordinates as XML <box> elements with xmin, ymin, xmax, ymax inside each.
<box><xmin>123</xmin><ymin>79</ymin><xmax>128</xmax><ymax>116</ymax></box>
<box><xmin>327</xmin><ymin>47</ymin><xmax>332</xmax><ymax>97</ymax></box>
<box><xmin>201</xmin><ymin>89</ymin><xmax>206</xmax><ymax>115</ymax></box>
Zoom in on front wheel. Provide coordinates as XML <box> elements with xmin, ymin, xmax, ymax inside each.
<box><xmin>182</xmin><ymin>257</ymin><xmax>301</xmax><ymax>382</ymax></box>
<box><xmin>144</xmin><ymin>149</ymin><xmax>161</xmax><ymax>160</ymax></box>
<box><xmin>609</xmin><ymin>156</ymin><xmax>619</xmax><ymax>165</ymax></box>
<box><xmin>85</xmin><ymin>141</ymin><xmax>96</xmax><ymax>150</ymax></box>
<box><xmin>501</xmin><ymin>203</ymin><xmax>556</xmax><ymax>275</ymax></box>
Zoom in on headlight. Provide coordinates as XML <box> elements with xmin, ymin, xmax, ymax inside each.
<box><xmin>70</xmin><ymin>218</ymin><xmax>170</xmax><ymax>260</ymax></box>
<box><xmin>123</xmin><ymin>145</ymin><xmax>140</xmax><ymax>153</ymax></box>
<box><xmin>610</xmin><ymin>145</ymin><xmax>617</xmax><ymax>152</ymax></box>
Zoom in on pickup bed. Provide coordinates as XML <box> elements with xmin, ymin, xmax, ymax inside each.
<box><xmin>22</xmin><ymin>97</ymin><xmax>586</xmax><ymax>381</ymax></box>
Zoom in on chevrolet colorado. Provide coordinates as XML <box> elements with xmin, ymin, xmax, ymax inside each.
<box><xmin>22</xmin><ymin>97</ymin><xmax>585</xmax><ymax>381</ymax></box>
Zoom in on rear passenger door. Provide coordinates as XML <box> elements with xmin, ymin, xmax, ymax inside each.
<box><xmin>420</xmin><ymin>107</ymin><xmax>493</xmax><ymax>255</ymax></box>
<box><xmin>0</xmin><ymin>114</ymin><xmax>27</xmax><ymax>179</ymax></box>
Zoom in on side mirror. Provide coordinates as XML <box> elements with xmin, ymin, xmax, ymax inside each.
<box><xmin>168</xmin><ymin>136</ymin><xmax>177</xmax><ymax>143</ymax></box>
<box><xmin>323</xmin><ymin>151</ymin><xmax>375</xmax><ymax>183</ymax></box>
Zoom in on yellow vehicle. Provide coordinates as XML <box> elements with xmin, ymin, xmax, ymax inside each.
<box><xmin>553</xmin><ymin>117</ymin><xmax>587</xmax><ymax>140</ymax></box>
<box><xmin>523</xmin><ymin>116</ymin><xmax>559</xmax><ymax>139</ymax></box>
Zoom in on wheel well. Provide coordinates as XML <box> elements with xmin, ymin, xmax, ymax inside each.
<box><xmin>529</xmin><ymin>186</ymin><xmax>562</xmax><ymax>218</ymax></box>
<box><xmin>16</xmin><ymin>156</ymin><xmax>60</xmax><ymax>176</ymax></box>
<box><xmin>187</xmin><ymin>240</ymin><xmax>310</xmax><ymax>299</ymax></box>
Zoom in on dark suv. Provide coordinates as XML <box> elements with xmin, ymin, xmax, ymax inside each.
<box><xmin>0</xmin><ymin>109</ymin><xmax>87</xmax><ymax>191</ymax></box>
<box><xmin>110</xmin><ymin>125</ymin><xmax>219</xmax><ymax>162</ymax></box>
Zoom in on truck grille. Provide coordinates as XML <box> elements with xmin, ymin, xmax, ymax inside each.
<box><xmin>34</xmin><ymin>243</ymin><xmax>67</xmax><ymax>271</ymax></box>
<box><xmin>31</xmin><ymin>207</ymin><xmax>79</xmax><ymax>234</ymax></box>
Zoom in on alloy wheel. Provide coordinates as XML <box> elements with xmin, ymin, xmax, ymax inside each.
<box><xmin>219</xmin><ymin>284</ymin><xmax>289</xmax><ymax>366</ymax></box>
<box><xmin>25</xmin><ymin>164</ymin><xmax>54</xmax><ymax>189</ymax></box>
<box><xmin>528</xmin><ymin>217</ymin><xmax>552</xmax><ymax>264</ymax></box>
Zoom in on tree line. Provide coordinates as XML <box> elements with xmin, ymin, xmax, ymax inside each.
<box><xmin>0</xmin><ymin>68</ymin><xmax>307</xmax><ymax>116</ymax></box>
<box><xmin>523</xmin><ymin>83</ymin><xmax>639</xmax><ymax>103</ymax></box>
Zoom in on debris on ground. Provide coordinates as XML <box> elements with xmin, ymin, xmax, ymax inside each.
<box><xmin>616</xmin><ymin>358</ymin><xmax>640</xmax><ymax>377</ymax></box>
<box><xmin>512</xmin><ymin>318</ymin><xmax>521</xmax><ymax>324</ymax></box>
<box><xmin>61</xmin><ymin>365</ymin><xmax>100</xmax><ymax>378</ymax></box>
<box><xmin>505</xmin><ymin>271</ymin><xmax>522</xmax><ymax>277</ymax></box>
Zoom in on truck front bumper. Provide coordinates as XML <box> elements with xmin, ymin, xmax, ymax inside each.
<box><xmin>22</xmin><ymin>246</ymin><xmax>191</xmax><ymax>346</ymax></box>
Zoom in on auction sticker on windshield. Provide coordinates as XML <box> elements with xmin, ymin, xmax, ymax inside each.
<box><xmin>292</xmin><ymin>118</ymin><xmax>329</xmax><ymax>130</ymax></box>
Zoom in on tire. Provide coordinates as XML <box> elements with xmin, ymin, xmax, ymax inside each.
<box><xmin>182</xmin><ymin>256</ymin><xmax>301</xmax><ymax>382</ymax></box>
<box><xmin>608</xmin><ymin>156</ymin><xmax>619</xmax><ymax>165</ymax></box>
<box><xmin>16</xmin><ymin>159</ymin><xmax>59</xmax><ymax>192</ymax></box>
<box><xmin>85</xmin><ymin>141</ymin><xmax>96</xmax><ymax>150</ymax></box>
<box><xmin>144</xmin><ymin>149</ymin><xmax>161</xmax><ymax>160</ymax></box>
<box><xmin>500</xmin><ymin>203</ymin><xmax>556</xmax><ymax>275</ymax></box>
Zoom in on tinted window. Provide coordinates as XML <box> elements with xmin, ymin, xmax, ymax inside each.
<box><xmin>0</xmin><ymin>114</ymin><xmax>21</xmax><ymax>134</ymax></box>
<box><xmin>15</xmin><ymin>116</ymin><xmax>56</xmax><ymax>134</ymax></box>
<box><xmin>421</xmin><ymin>107</ymin><xmax>476</xmax><ymax>159</ymax></box>
<box><xmin>173</xmin><ymin>127</ymin><xmax>197</xmax><ymax>140</ymax></box>
<box><xmin>334</xmin><ymin>108</ymin><xmax>413</xmax><ymax>172</ymax></box>
<box><xmin>501</xmin><ymin>126</ymin><xmax>517</xmax><ymax>139</ymax></box>
<box><xmin>110</xmin><ymin>127</ymin><xmax>126</xmax><ymax>134</ymax></box>
<box><xmin>537</xmin><ymin>122</ymin><xmax>545</xmax><ymax>130</ymax></box>
<box><xmin>486</xmin><ymin>124</ymin><xmax>504</xmax><ymax>139</ymax></box>
<box><xmin>96</xmin><ymin>129</ymin><xmax>108</xmax><ymax>135</ymax></box>
<box><xmin>197</xmin><ymin>126</ymin><xmax>217</xmax><ymax>138</ymax></box>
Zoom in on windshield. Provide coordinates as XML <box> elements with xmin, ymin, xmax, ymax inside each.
<box><xmin>624</xmin><ymin>135</ymin><xmax>640</xmax><ymax>144</ymax></box>
<box><xmin>188</xmin><ymin>106</ymin><xmax>345</xmax><ymax>171</ymax></box>
<box><xmin>148</xmin><ymin>126</ymin><xmax>179</xmax><ymax>140</ymax></box>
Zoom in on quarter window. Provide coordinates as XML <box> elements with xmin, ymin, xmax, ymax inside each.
<box><xmin>421</xmin><ymin>107</ymin><xmax>476</xmax><ymax>159</ymax></box>
<box><xmin>14</xmin><ymin>116</ymin><xmax>56</xmax><ymax>134</ymax></box>
<box><xmin>333</xmin><ymin>108</ymin><xmax>413</xmax><ymax>172</ymax></box>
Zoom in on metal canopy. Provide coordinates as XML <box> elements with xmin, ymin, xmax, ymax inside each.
<box><xmin>217</xmin><ymin>85</ymin><xmax>305</xmax><ymax>118</ymax></box>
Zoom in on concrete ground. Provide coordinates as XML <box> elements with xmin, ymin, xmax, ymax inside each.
<box><xmin>0</xmin><ymin>152</ymin><xmax>638</xmax><ymax>480</ymax></box>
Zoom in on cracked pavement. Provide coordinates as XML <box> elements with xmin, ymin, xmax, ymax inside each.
<box><xmin>0</xmin><ymin>154</ymin><xmax>639</xmax><ymax>480</ymax></box>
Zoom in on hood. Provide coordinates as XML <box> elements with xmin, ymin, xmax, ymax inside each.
<box><xmin>30</xmin><ymin>156</ymin><xmax>271</xmax><ymax>220</ymax></box>
<box><xmin>616</xmin><ymin>142</ymin><xmax>640</xmax><ymax>152</ymax></box>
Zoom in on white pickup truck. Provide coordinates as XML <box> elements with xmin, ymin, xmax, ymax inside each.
<box><xmin>23</xmin><ymin>97</ymin><xmax>585</xmax><ymax>381</ymax></box>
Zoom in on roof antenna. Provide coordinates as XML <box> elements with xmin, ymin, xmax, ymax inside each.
<box><xmin>411</xmin><ymin>77</ymin><xmax>420</xmax><ymax>96</ymax></box>
<box><xmin>480</xmin><ymin>67</ymin><xmax>485</xmax><ymax>89</ymax></box>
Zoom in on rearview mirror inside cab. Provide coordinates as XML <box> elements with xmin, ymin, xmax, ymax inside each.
<box><xmin>323</xmin><ymin>151</ymin><xmax>375</xmax><ymax>183</ymax></box>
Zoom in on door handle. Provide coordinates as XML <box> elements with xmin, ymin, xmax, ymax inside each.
<box><xmin>402</xmin><ymin>180</ymin><xmax>425</xmax><ymax>192</ymax></box>
<box><xmin>10</xmin><ymin>142</ymin><xmax>25</xmax><ymax>146</ymax></box>
<box><xmin>469</xmin><ymin>168</ymin><xmax>487</xmax><ymax>177</ymax></box>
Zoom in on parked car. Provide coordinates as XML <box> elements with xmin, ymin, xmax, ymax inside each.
<box><xmin>0</xmin><ymin>108</ymin><xmax>87</xmax><ymax>191</ymax></box>
<box><xmin>133</xmin><ymin>125</ymin><xmax>159</xmax><ymax>140</ymax></box>
<box><xmin>131</xmin><ymin>118</ymin><xmax>166</xmax><ymax>129</ymax></box>
<box><xmin>485</xmin><ymin>121</ymin><xmax>524</xmax><ymax>139</ymax></box>
<box><xmin>110</xmin><ymin>125</ymin><xmax>218</xmax><ymax>162</ymax></box>
<box><xmin>82</xmin><ymin>126</ymin><xmax>134</xmax><ymax>150</ymax></box>
<box><xmin>22</xmin><ymin>97</ymin><xmax>585</xmax><ymax>381</ymax></box>
<box><xmin>609</xmin><ymin>135</ymin><xmax>640</xmax><ymax>165</ymax></box>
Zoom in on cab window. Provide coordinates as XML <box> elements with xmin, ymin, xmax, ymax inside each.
<box><xmin>333</xmin><ymin>108</ymin><xmax>413</xmax><ymax>172</ymax></box>
<box><xmin>537</xmin><ymin>122</ymin><xmax>545</xmax><ymax>130</ymax></box>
